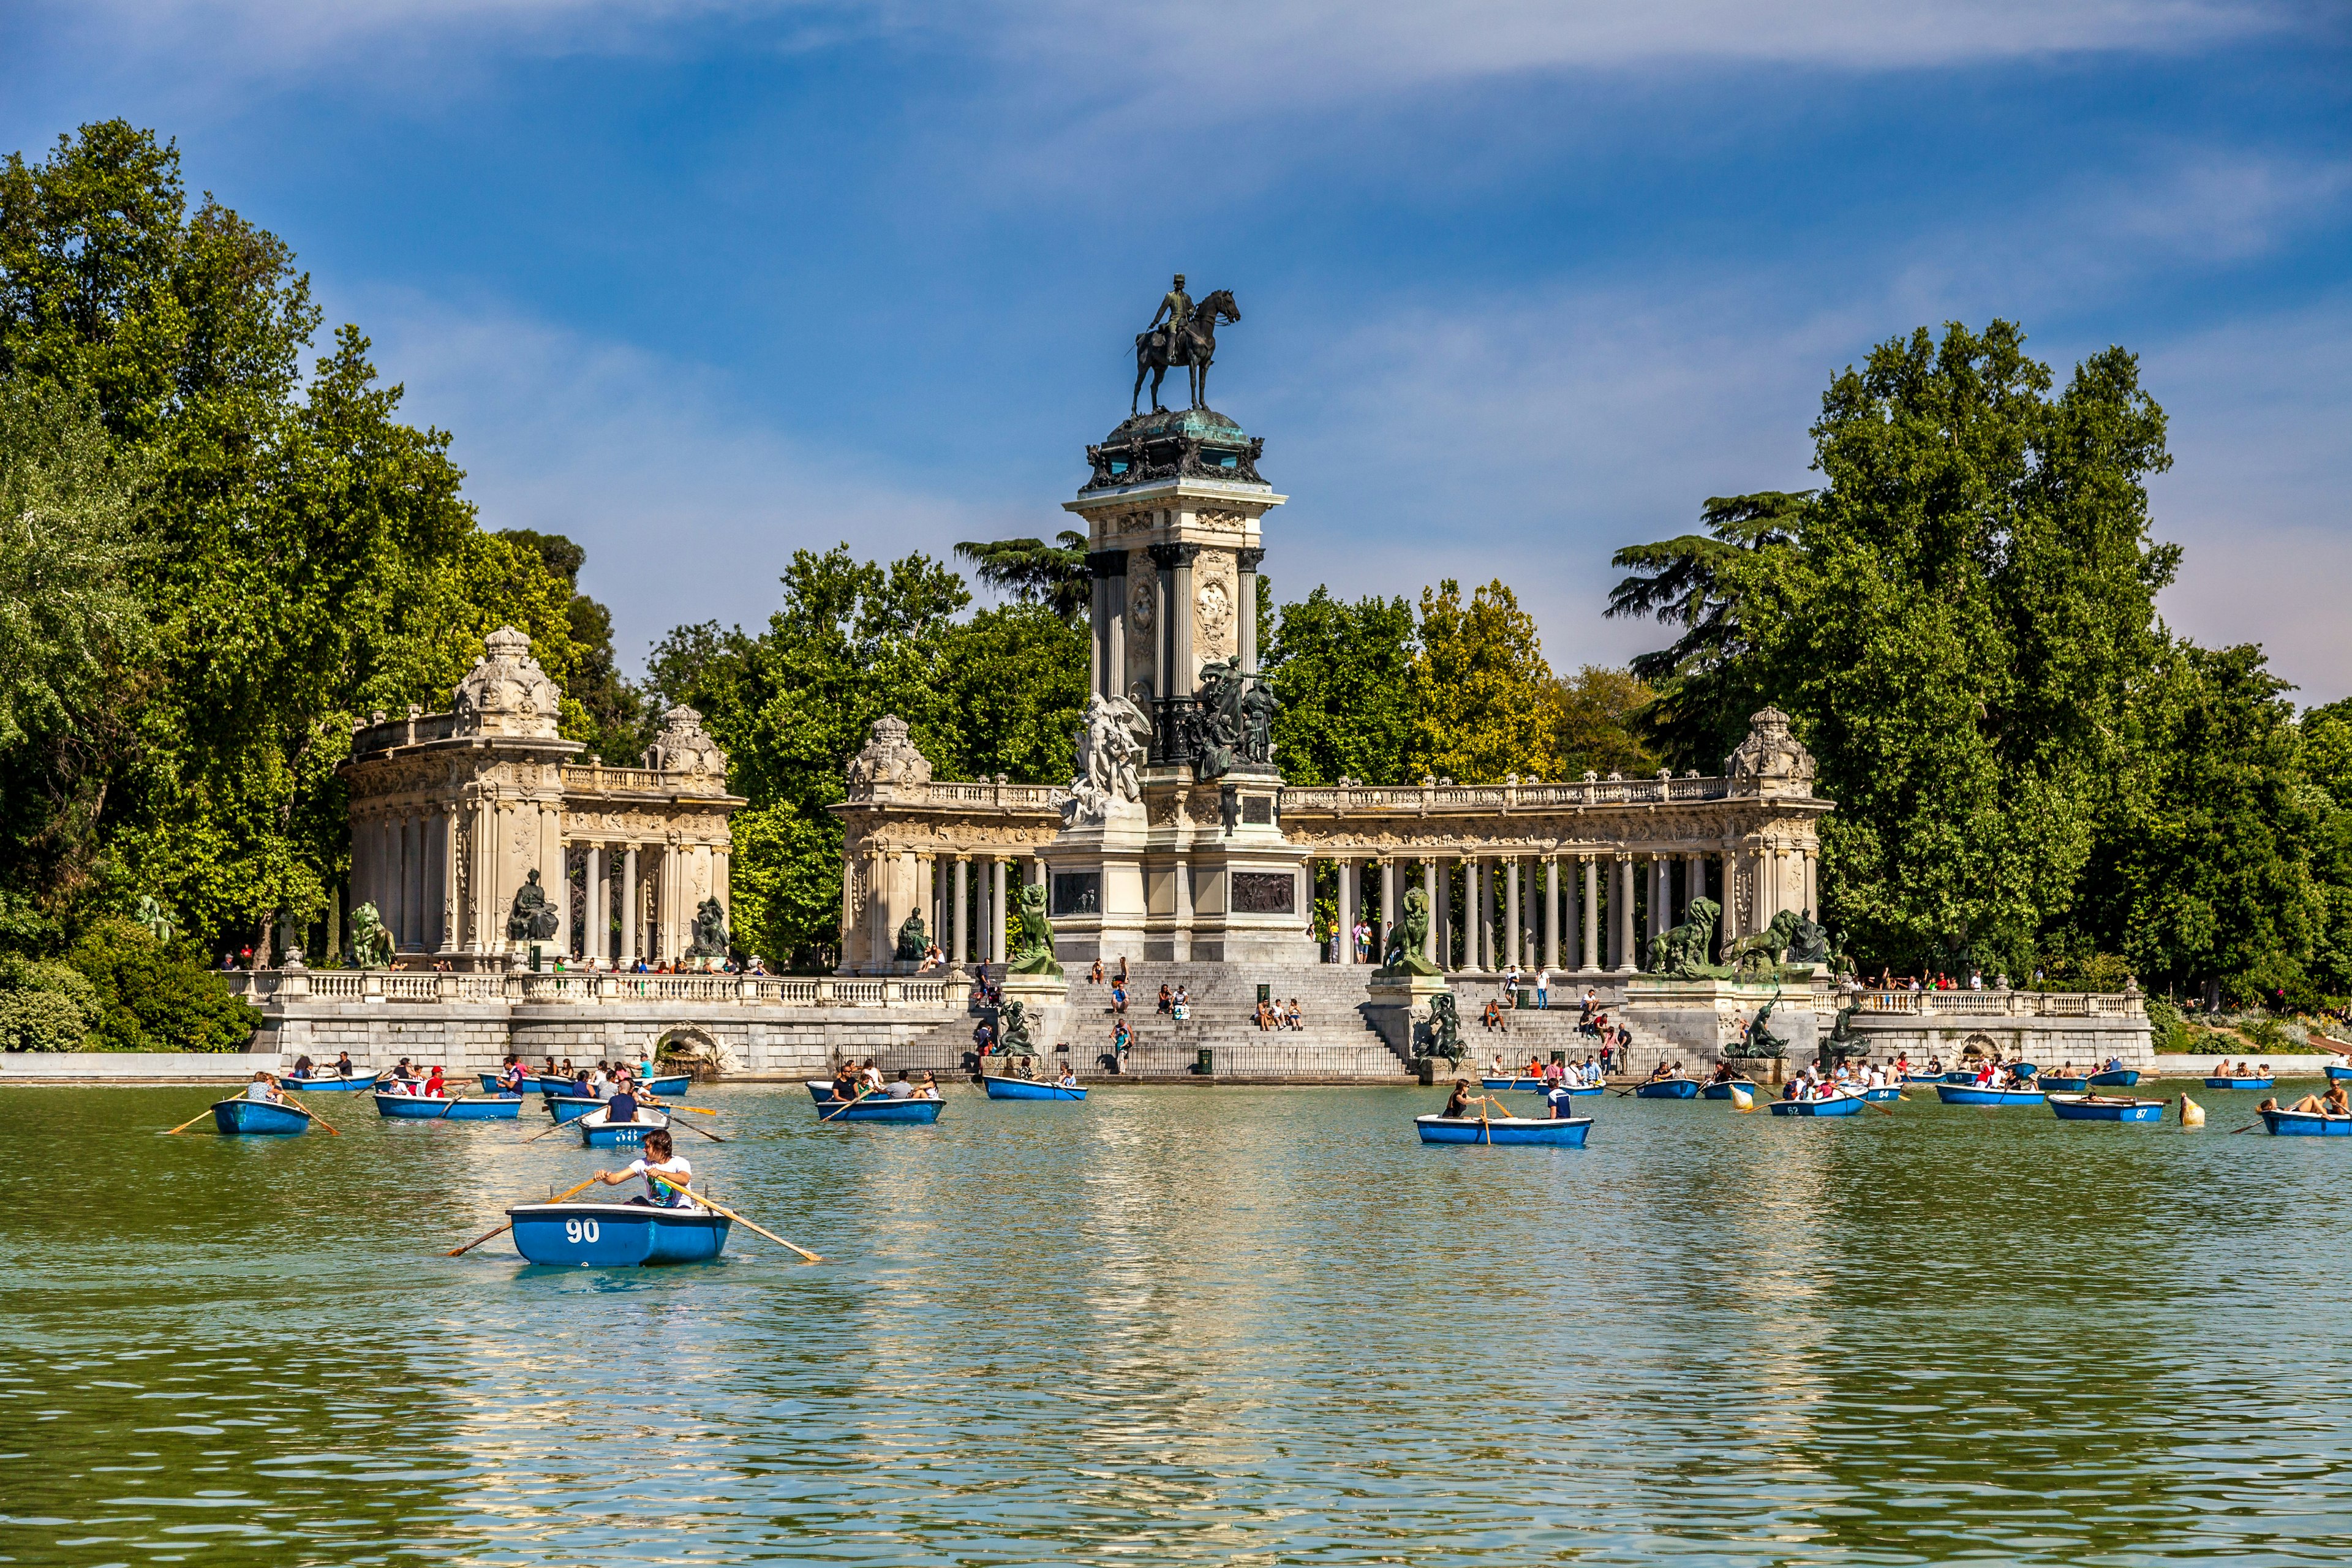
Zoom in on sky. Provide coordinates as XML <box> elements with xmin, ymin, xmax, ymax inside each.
<box><xmin>6</xmin><ymin>1</ymin><xmax>2349</xmax><ymax>698</ymax></box>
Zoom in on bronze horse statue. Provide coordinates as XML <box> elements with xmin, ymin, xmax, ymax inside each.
<box><xmin>1133</xmin><ymin>290</ymin><xmax>1240</xmax><ymax>414</ymax></box>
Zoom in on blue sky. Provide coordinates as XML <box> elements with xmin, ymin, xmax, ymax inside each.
<box><xmin>7</xmin><ymin>2</ymin><xmax>2349</xmax><ymax>696</ymax></box>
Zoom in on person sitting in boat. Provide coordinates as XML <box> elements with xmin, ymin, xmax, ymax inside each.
<box><xmin>830</xmin><ymin>1063</ymin><xmax>862</xmax><ymax>1102</ymax></box>
<box><xmin>594</xmin><ymin>1129</ymin><xmax>693</xmax><ymax>1208</ymax></box>
<box><xmin>421</xmin><ymin>1065</ymin><xmax>445</xmax><ymax>1097</ymax></box>
<box><xmin>883</xmin><ymin>1069</ymin><xmax>918</xmax><ymax>1100</ymax></box>
<box><xmin>1055</xmin><ymin>1066</ymin><xmax>1079</xmax><ymax>1089</ymax></box>
<box><xmin>1444</xmin><ymin>1079</ymin><xmax>1475</xmax><ymax>1118</ymax></box>
<box><xmin>390</xmin><ymin>1057</ymin><xmax>417</xmax><ymax>1085</ymax></box>
<box><xmin>605</xmin><ymin>1084</ymin><xmax>639</xmax><ymax>1124</ymax></box>
<box><xmin>918</xmin><ymin>1072</ymin><xmax>942</xmax><ymax>1099</ymax></box>
<box><xmin>1780</xmin><ymin>1077</ymin><xmax>1801</xmax><ymax>1102</ymax></box>
<box><xmin>244</xmin><ymin>1071</ymin><xmax>284</xmax><ymax>1104</ymax></box>
<box><xmin>289</xmin><ymin>1054</ymin><xmax>314</xmax><ymax>1079</ymax></box>
<box><xmin>859</xmin><ymin>1060</ymin><xmax>886</xmax><ymax>1095</ymax></box>
<box><xmin>1648</xmin><ymin>1061</ymin><xmax>1675</xmax><ymax>1083</ymax></box>
<box><xmin>1544</xmin><ymin>1081</ymin><xmax>1577</xmax><ymax>1120</ymax></box>
<box><xmin>2287</xmin><ymin>1084</ymin><xmax>2350</xmax><ymax>1116</ymax></box>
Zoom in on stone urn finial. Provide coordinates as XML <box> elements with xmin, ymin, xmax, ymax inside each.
<box><xmin>1725</xmin><ymin>706</ymin><xmax>1816</xmax><ymax>799</ymax></box>
<box><xmin>451</xmin><ymin>627</ymin><xmax>562</xmax><ymax>740</ymax></box>
<box><xmin>845</xmin><ymin>715</ymin><xmax>933</xmax><ymax>794</ymax></box>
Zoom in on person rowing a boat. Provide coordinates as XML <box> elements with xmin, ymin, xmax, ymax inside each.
<box><xmin>1443</xmin><ymin>1079</ymin><xmax>1475</xmax><ymax>1118</ymax></box>
<box><xmin>334</xmin><ymin>1051</ymin><xmax>357</xmax><ymax>1079</ymax></box>
<box><xmin>592</xmin><ymin>1129</ymin><xmax>694</xmax><ymax>1208</ymax></box>
<box><xmin>2285</xmin><ymin>1084</ymin><xmax>2350</xmax><ymax>1116</ymax></box>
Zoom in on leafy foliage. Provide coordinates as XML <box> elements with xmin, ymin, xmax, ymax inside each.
<box><xmin>953</xmin><ymin>531</ymin><xmax>1091</xmax><ymax>623</ymax></box>
<box><xmin>1551</xmin><ymin>666</ymin><xmax>1659</xmax><ymax>778</ymax></box>
<box><xmin>1263</xmin><ymin>586</ymin><xmax>1415</xmax><ymax>785</ymax></box>
<box><xmin>1408</xmin><ymin>579</ymin><xmax>1559</xmax><ymax>784</ymax></box>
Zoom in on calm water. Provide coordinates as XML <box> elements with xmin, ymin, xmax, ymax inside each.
<box><xmin>3</xmin><ymin>1079</ymin><xmax>2350</xmax><ymax>1566</ymax></box>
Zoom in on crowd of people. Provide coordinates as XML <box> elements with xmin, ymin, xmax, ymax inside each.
<box><xmin>1255</xmin><ymin>997</ymin><xmax>1305</xmax><ymax>1031</ymax></box>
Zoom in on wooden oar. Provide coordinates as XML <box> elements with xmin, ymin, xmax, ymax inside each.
<box><xmin>820</xmin><ymin>1089</ymin><xmax>874</xmax><ymax>1123</ymax></box>
<box><xmin>448</xmin><ymin>1177</ymin><xmax>600</xmax><ymax>1256</ymax></box>
<box><xmin>647</xmin><ymin>1172</ymin><xmax>820</xmax><ymax>1262</ymax></box>
<box><xmin>668</xmin><ymin>1115</ymin><xmax>728</xmax><ymax>1143</ymax></box>
<box><xmin>524</xmin><ymin>1114</ymin><xmax>579</xmax><ymax>1144</ymax></box>
<box><xmin>277</xmin><ymin>1091</ymin><xmax>339</xmax><ymax>1134</ymax></box>
<box><xmin>164</xmin><ymin>1105</ymin><xmax>219</xmax><ymax>1136</ymax></box>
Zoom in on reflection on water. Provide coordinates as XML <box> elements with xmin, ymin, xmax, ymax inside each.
<box><xmin>4</xmin><ymin>1080</ymin><xmax>2351</xmax><ymax>1564</ymax></box>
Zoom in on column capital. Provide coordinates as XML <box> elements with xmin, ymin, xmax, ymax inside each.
<box><xmin>1235</xmin><ymin>546</ymin><xmax>1265</xmax><ymax>573</ymax></box>
<box><xmin>1147</xmin><ymin>541</ymin><xmax>1203</xmax><ymax>569</ymax></box>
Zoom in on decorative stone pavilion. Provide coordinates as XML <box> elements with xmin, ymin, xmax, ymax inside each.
<box><xmin>341</xmin><ymin>628</ymin><xmax>744</xmax><ymax>968</ymax></box>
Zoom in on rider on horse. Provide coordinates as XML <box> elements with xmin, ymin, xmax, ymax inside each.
<box><xmin>1149</xmin><ymin>273</ymin><xmax>1193</xmax><ymax>360</ymax></box>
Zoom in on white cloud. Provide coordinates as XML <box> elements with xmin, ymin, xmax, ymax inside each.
<box><xmin>53</xmin><ymin>0</ymin><xmax>2301</xmax><ymax>85</ymax></box>
<box><xmin>343</xmin><ymin>290</ymin><xmax>1025</xmax><ymax>666</ymax></box>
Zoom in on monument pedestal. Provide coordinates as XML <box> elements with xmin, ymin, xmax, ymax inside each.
<box><xmin>1365</xmin><ymin>970</ymin><xmax>1453</xmax><ymax>1073</ymax></box>
<box><xmin>1622</xmin><ymin>978</ymin><xmax>1820</xmax><ymax>1063</ymax></box>
<box><xmin>1039</xmin><ymin>811</ymin><xmax>1148</xmax><ymax>965</ymax></box>
<box><xmin>997</xmin><ymin>969</ymin><xmax>1079</xmax><ymax>1065</ymax></box>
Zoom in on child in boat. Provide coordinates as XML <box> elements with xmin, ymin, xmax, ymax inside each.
<box><xmin>595</xmin><ymin>1129</ymin><xmax>693</xmax><ymax>1208</ymax></box>
<box><xmin>1055</xmin><ymin>1066</ymin><xmax>1079</xmax><ymax>1088</ymax></box>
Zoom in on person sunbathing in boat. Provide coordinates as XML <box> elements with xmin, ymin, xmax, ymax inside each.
<box><xmin>592</xmin><ymin>1129</ymin><xmax>693</xmax><ymax>1208</ymax></box>
<box><xmin>2286</xmin><ymin>1085</ymin><xmax>2350</xmax><ymax>1116</ymax></box>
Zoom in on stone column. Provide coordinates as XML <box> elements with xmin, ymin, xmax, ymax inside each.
<box><xmin>1381</xmin><ymin>859</ymin><xmax>1398</xmax><ymax>967</ymax></box>
<box><xmin>1435</xmin><ymin>858</ymin><xmax>1454</xmax><ymax>971</ymax></box>
<box><xmin>388</xmin><ymin>816</ymin><xmax>409</xmax><ymax>950</ymax></box>
<box><xmin>1804</xmin><ymin>848</ymin><xmax>1818</xmax><ymax>916</ymax></box>
<box><xmin>1421</xmin><ymin>858</ymin><xmax>1439</xmax><ymax>965</ymax></box>
<box><xmin>1088</xmin><ymin>549</ymin><xmax>1126</xmax><ymax>702</ymax></box>
<box><xmin>583</xmin><ymin>843</ymin><xmax>602</xmax><ymax>963</ymax></box>
<box><xmin>1480</xmin><ymin>861</ymin><xmax>1496</xmax><ymax>971</ymax></box>
<box><xmin>411</xmin><ymin>816</ymin><xmax>431</xmax><ymax>950</ymax></box>
<box><xmin>1687</xmin><ymin>851</ymin><xmax>1708</xmax><ymax>925</ymax></box>
<box><xmin>620</xmin><ymin>844</ymin><xmax>639</xmax><ymax>965</ymax></box>
<box><xmin>1581</xmin><ymin>856</ymin><xmax>1599</xmax><ymax>971</ymax></box>
<box><xmin>1544</xmin><ymin>858</ymin><xmax>1560</xmax><ymax>973</ymax></box>
<box><xmin>952</xmin><ymin>856</ymin><xmax>969</xmax><ymax>964</ymax></box>
<box><xmin>1235</xmin><ymin>548</ymin><xmax>1264</xmax><ymax>674</ymax></box>
<box><xmin>1169</xmin><ymin>543</ymin><xmax>1199</xmax><ymax>699</ymax></box>
<box><xmin>1504</xmin><ymin>859</ymin><xmax>1521</xmax><ymax>970</ymax></box>
<box><xmin>1648</xmin><ymin>854</ymin><xmax>1667</xmax><ymax>960</ymax></box>
<box><xmin>990</xmin><ymin>858</ymin><xmax>1008</xmax><ymax>965</ymax></box>
<box><xmin>1152</xmin><ymin>549</ymin><xmax>1175</xmax><ymax>714</ymax></box>
<box><xmin>1336</xmin><ymin>859</ymin><xmax>1355</xmax><ymax>965</ymax></box>
<box><xmin>1615</xmin><ymin>857</ymin><xmax>1638</xmax><ymax>973</ymax></box>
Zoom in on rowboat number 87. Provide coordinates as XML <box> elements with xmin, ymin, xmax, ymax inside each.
<box><xmin>564</xmin><ymin>1219</ymin><xmax>601</xmax><ymax>1244</ymax></box>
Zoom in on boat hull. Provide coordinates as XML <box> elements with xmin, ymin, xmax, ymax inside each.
<box><xmin>981</xmin><ymin>1076</ymin><xmax>1085</xmax><ymax>1100</ymax></box>
<box><xmin>578</xmin><ymin>1112</ymin><xmax>669</xmax><ymax>1147</ymax></box>
<box><xmin>1482</xmin><ymin>1077</ymin><xmax>1544</xmax><ymax>1091</ymax></box>
<box><xmin>1702</xmin><ymin>1080</ymin><xmax>1768</xmax><ymax>1100</ymax></box>
<box><xmin>210</xmin><ymin>1098</ymin><xmax>311</xmax><ymax>1136</ymax></box>
<box><xmin>1859</xmin><ymin>1086</ymin><xmax>1901</xmax><ymax>1102</ymax></box>
<box><xmin>1935</xmin><ymin>1085</ymin><xmax>2046</xmax><ymax>1106</ymax></box>
<box><xmin>2087</xmin><ymin>1069</ymin><xmax>2141</xmax><ymax>1087</ymax></box>
<box><xmin>1901</xmin><ymin>1074</ymin><xmax>1945</xmax><ymax>1085</ymax></box>
<box><xmin>2326</xmin><ymin>1065</ymin><xmax>2352</xmax><ymax>1082</ymax></box>
<box><xmin>2204</xmin><ymin>1077</ymin><xmax>2275</xmax><ymax>1090</ymax></box>
<box><xmin>281</xmin><ymin>1075</ymin><xmax>376</xmax><ymax>1092</ymax></box>
<box><xmin>1767</xmin><ymin>1095</ymin><xmax>1866</xmax><ymax>1116</ymax></box>
<box><xmin>374</xmin><ymin>1091</ymin><xmax>452</xmax><ymax>1119</ymax></box>
<box><xmin>2038</xmin><ymin>1076</ymin><xmax>2089</xmax><ymax>1091</ymax></box>
<box><xmin>640</xmin><ymin>1074</ymin><xmax>691</xmax><ymax>1098</ymax></box>
<box><xmin>2262</xmin><ymin>1108</ymin><xmax>2352</xmax><ymax>1136</ymax></box>
<box><xmin>1635</xmin><ymin>1079</ymin><xmax>1700</xmax><ymax>1099</ymax></box>
<box><xmin>508</xmin><ymin>1202</ymin><xmax>730</xmax><ymax>1266</ymax></box>
<box><xmin>2048</xmin><ymin>1094</ymin><xmax>2165</xmax><ymax>1122</ymax></box>
<box><xmin>543</xmin><ymin>1094</ymin><xmax>601</xmax><ymax>1123</ymax></box>
<box><xmin>442</xmin><ymin>1096</ymin><xmax>522</xmax><ymax>1120</ymax></box>
<box><xmin>818</xmin><ymin>1096</ymin><xmax>945</xmax><ymax>1125</ymax></box>
<box><xmin>1415</xmin><ymin>1115</ymin><xmax>1591</xmax><ymax>1146</ymax></box>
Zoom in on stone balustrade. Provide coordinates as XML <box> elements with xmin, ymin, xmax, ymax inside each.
<box><xmin>1850</xmin><ymin>990</ymin><xmax>2145</xmax><ymax>1019</ymax></box>
<box><xmin>225</xmin><ymin>968</ymin><xmax>971</xmax><ymax>1010</ymax></box>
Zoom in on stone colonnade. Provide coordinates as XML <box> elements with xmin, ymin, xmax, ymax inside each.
<box><xmin>1313</xmin><ymin>845</ymin><xmax>1818</xmax><ymax>974</ymax></box>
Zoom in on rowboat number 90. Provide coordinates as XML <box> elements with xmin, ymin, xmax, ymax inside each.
<box><xmin>564</xmin><ymin>1219</ymin><xmax>600</xmax><ymax>1243</ymax></box>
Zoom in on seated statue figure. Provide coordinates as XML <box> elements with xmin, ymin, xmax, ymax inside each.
<box><xmin>507</xmin><ymin>870</ymin><xmax>561</xmax><ymax>943</ymax></box>
<box><xmin>895</xmin><ymin>911</ymin><xmax>928</xmax><ymax>963</ymax></box>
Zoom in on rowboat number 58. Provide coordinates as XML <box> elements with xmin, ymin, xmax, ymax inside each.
<box><xmin>564</xmin><ymin>1219</ymin><xmax>600</xmax><ymax>1244</ymax></box>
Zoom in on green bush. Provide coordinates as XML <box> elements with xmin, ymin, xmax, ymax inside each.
<box><xmin>62</xmin><ymin>918</ymin><xmax>257</xmax><ymax>1052</ymax></box>
<box><xmin>0</xmin><ymin>986</ymin><xmax>89</xmax><ymax>1050</ymax></box>
<box><xmin>2145</xmin><ymin>997</ymin><xmax>2192</xmax><ymax>1054</ymax></box>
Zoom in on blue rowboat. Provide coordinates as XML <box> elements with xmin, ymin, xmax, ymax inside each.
<box><xmin>477</xmin><ymin>1072</ymin><xmax>539</xmax><ymax>1095</ymax></box>
<box><xmin>1482</xmin><ymin>1077</ymin><xmax>1545</xmax><ymax>1091</ymax></box>
<box><xmin>1768</xmin><ymin>1093</ymin><xmax>1867</xmax><ymax>1117</ymax></box>
<box><xmin>544</xmin><ymin>1094</ymin><xmax>602</xmax><ymax>1123</ymax></box>
<box><xmin>981</xmin><ymin>1076</ymin><xmax>1086</xmax><ymax>1101</ymax></box>
<box><xmin>2087</xmin><ymin>1069</ymin><xmax>2141</xmax><ymax>1087</ymax></box>
<box><xmin>2205</xmin><ymin>1076</ymin><xmax>2275</xmax><ymax>1090</ymax></box>
<box><xmin>2262</xmin><ymin>1107</ymin><xmax>2352</xmax><ymax>1136</ymax></box>
<box><xmin>2039</xmin><ymin>1075</ymin><xmax>2089</xmax><ymax>1091</ymax></box>
<box><xmin>374</xmin><ymin>1091</ymin><xmax>452</xmax><ymax>1120</ymax></box>
<box><xmin>640</xmin><ymin>1074</ymin><xmax>692</xmax><ymax>1098</ymax></box>
<box><xmin>2011</xmin><ymin>1063</ymin><xmax>2040</xmax><ymax>1077</ymax></box>
<box><xmin>443</xmin><ymin>1096</ymin><xmax>523</xmax><ymax>1121</ymax></box>
<box><xmin>1702</xmin><ymin>1079</ymin><xmax>1768</xmax><ymax>1100</ymax></box>
<box><xmin>508</xmin><ymin>1201</ymin><xmax>730</xmax><ymax>1266</ymax></box>
<box><xmin>281</xmin><ymin>1074</ymin><xmax>378</xmax><ymax>1092</ymax></box>
<box><xmin>1942</xmin><ymin>1071</ymin><xmax>1978</xmax><ymax>1084</ymax></box>
<box><xmin>815</xmin><ymin>1096</ymin><xmax>946</xmax><ymax>1125</ymax></box>
<box><xmin>1859</xmin><ymin>1085</ymin><xmax>1902</xmax><ymax>1102</ymax></box>
<box><xmin>210</xmin><ymin>1097</ymin><xmax>312</xmax><ymax>1136</ymax></box>
<box><xmin>1635</xmin><ymin>1078</ymin><xmax>1701</xmax><ymax>1099</ymax></box>
<box><xmin>2325</xmin><ymin>1065</ymin><xmax>2352</xmax><ymax>1082</ymax></box>
<box><xmin>578</xmin><ymin>1111</ymin><xmax>669</xmax><ymax>1147</ymax></box>
<box><xmin>2049</xmin><ymin>1093</ymin><xmax>2165</xmax><ymax>1123</ymax></box>
<box><xmin>1936</xmin><ymin>1084</ymin><xmax>2046</xmax><ymax>1106</ymax></box>
<box><xmin>1901</xmin><ymin>1074</ymin><xmax>1945</xmax><ymax>1085</ymax></box>
<box><xmin>1415</xmin><ymin>1114</ymin><xmax>1591</xmax><ymax>1146</ymax></box>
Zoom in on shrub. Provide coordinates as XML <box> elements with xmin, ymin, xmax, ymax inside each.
<box><xmin>63</xmin><ymin>918</ymin><xmax>257</xmax><ymax>1052</ymax></box>
<box><xmin>0</xmin><ymin>986</ymin><xmax>89</xmax><ymax>1050</ymax></box>
<box><xmin>2145</xmin><ymin>997</ymin><xmax>2192</xmax><ymax>1054</ymax></box>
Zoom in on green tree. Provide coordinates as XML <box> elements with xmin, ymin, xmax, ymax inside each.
<box><xmin>1722</xmin><ymin>322</ymin><xmax>2174</xmax><ymax>976</ymax></box>
<box><xmin>1263</xmin><ymin>586</ymin><xmax>1415</xmax><ymax>784</ymax></box>
<box><xmin>499</xmin><ymin>527</ymin><xmax>647</xmax><ymax>764</ymax></box>
<box><xmin>1407</xmin><ymin>578</ymin><xmax>1559</xmax><ymax>784</ymax></box>
<box><xmin>953</xmin><ymin>531</ymin><xmax>1091</xmax><ymax>623</ymax></box>
<box><xmin>1605</xmin><ymin>492</ymin><xmax>1803</xmax><ymax>770</ymax></box>
<box><xmin>1551</xmin><ymin>666</ymin><xmax>1659</xmax><ymax>778</ymax></box>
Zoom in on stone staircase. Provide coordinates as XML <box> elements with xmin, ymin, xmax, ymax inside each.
<box><xmin>869</xmin><ymin>964</ymin><xmax>1695</xmax><ymax>1085</ymax></box>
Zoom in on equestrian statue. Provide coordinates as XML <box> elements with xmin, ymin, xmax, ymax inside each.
<box><xmin>1133</xmin><ymin>273</ymin><xmax>1242</xmax><ymax>415</ymax></box>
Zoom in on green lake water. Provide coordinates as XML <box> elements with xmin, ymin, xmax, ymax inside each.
<box><xmin>3</xmin><ymin>1079</ymin><xmax>2350</xmax><ymax>1566</ymax></box>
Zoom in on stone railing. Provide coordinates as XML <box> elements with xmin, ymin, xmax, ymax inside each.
<box><xmin>231</xmin><ymin>968</ymin><xmax>970</xmax><ymax>1011</ymax></box>
<box><xmin>1282</xmin><ymin>775</ymin><xmax>1735</xmax><ymax>813</ymax></box>
<box><xmin>893</xmin><ymin>780</ymin><xmax>1069</xmax><ymax>810</ymax></box>
<box><xmin>562</xmin><ymin>763</ymin><xmax>666</xmax><ymax>791</ymax></box>
<box><xmin>1852</xmin><ymin>990</ymin><xmax>2144</xmax><ymax>1019</ymax></box>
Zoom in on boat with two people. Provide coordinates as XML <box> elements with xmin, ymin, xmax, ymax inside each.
<box><xmin>1417</xmin><ymin>1079</ymin><xmax>1592</xmax><ymax>1145</ymax></box>
<box><xmin>981</xmin><ymin>1068</ymin><xmax>1087</xmax><ymax>1101</ymax></box>
<box><xmin>208</xmin><ymin>1072</ymin><xmax>316</xmax><ymax>1136</ymax></box>
<box><xmin>1635</xmin><ymin>1063</ymin><xmax>1702</xmax><ymax>1099</ymax></box>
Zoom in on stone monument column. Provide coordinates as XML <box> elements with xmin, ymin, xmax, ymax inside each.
<box><xmin>1504</xmin><ymin>858</ymin><xmax>1521</xmax><ymax>970</ymax></box>
<box><xmin>1336</xmin><ymin>860</ymin><xmax>1355</xmax><ymax>965</ymax></box>
<box><xmin>1235</xmin><ymin>547</ymin><xmax>1264</xmax><ymax>674</ymax></box>
<box><xmin>1380</xmin><ymin>859</ymin><xmax>1398</xmax><ymax>965</ymax></box>
<box><xmin>1544</xmin><ymin>858</ymin><xmax>1561</xmax><ymax>972</ymax></box>
<box><xmin>1088</xmin><ymin>549</ymin><xmax>1128</xmax><ymax>701</ymax></box>
<box><xmin>990</xmin><ymin>858</ymin><xmax>1008</xmax><ymax>965</ymax></box>
<box><xmin>1580</xmin><ymin>856</ymin><xmax>1599</xmax><ymax>971</ymax></box>
<box><xmin>1420</xmin><ymin>858</ymin><xmax>1439</xmax><ymax>964</ymax></box>
<box><xmin>951</xmin><ymin>856</ymin><xmax>968</xmax><ymax>964</ymax></box>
